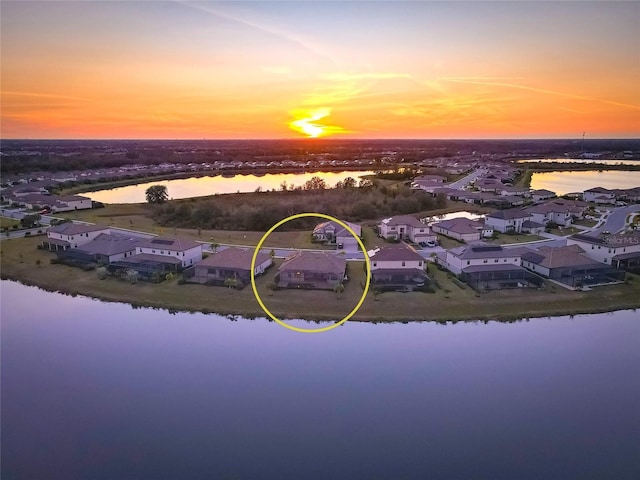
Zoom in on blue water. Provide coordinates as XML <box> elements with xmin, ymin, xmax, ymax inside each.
<box><xmin>1</xmin><ymin>280</ymin><xmax>639</xmax><ymax>479</ymax></box>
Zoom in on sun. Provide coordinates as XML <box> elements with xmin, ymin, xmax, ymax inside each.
<box><xmin>288</xmin><ymin>108</ymin><xmax>346</xmax><ymax>138</ymax></box>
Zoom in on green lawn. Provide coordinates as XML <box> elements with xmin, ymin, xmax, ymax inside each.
<box><xmin>4</xmin><ymin>235</ymin><xmax>640</xmax><ymax>323</ymax></box>
<box><xmin>548</xmin><ymin>227</ymin><xmax>582</xmax><ymax>236</ymax></box>
<box><xmin>0</xmin><ymin>216</ymin><xmax>20</xmax><ymax>229</ymax></box>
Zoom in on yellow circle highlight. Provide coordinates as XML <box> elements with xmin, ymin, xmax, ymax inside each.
<box><xmin>250</xmin><ymin>213</ymin><xmax>371</xmax><ymax>333</ymax></box>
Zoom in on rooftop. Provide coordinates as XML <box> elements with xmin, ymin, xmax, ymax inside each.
<box><xmin>369</xmin><ymin>244</ymin><xmax>424</xmax><ymax>262</ymax></box>
<box><xmin>279</xmin><ymin>251</ymin><xmax>346</xmax><ymax>274</ymax></box>
<box><xmin>140</xmin><ymin>236</ymin><xmax>202</xmax><ymax>251</ymax></box>
<box><xmin>197</xmin><ymin>247</ymin><xmax>270</xmax><ymax>270</ymax></box>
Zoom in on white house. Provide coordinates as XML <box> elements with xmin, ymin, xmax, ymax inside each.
<box><xmin>378</xmin><ymin>215</ymin><xmax>436</xmax><ymax>243</ymax></box>
<box><xmin>523</xmin><ymin>199</ymin><xmax>587</xmax><ymax>227</ymax></box>
<box><xmin>136</xmin><ymin>236</ymin><xmax>204</xmax><ymax>268</ymax></box>
<box><xmin>485</xmin><ymin>209</ymin><xmax>531</xmax><ymax>233</ymax></box>
<box><xmin>528</xmin><ymin>189</ymin><xmax>556</xmax><ymax>202</ymax></box>
<box><xmin>583</xmin><ymin>187</ymin><xmax>615</xmax><ymax>204</ymax></box>
<box><xmin>44</xmin><ymin>223</ymin><xmax>111</xmax><ymax>250</ymax></box>
<box><xmin>56</xmin><ymin>195</ymin><xmax>93</xmax><ymax>211</ymax></box>
<box><xmin>439</xmin><ymin>244</ymin><xmax>524</xmax><ymax>275</ymax></box>
<box><xmin>368</xmin><ymin>244</ymin><xmax>428</xmax><ymax>291</ymax></box>
<box><xmin>567</xmin><ymin>232</ymin><xmax>640</xmax><ymax>267</ymax></box>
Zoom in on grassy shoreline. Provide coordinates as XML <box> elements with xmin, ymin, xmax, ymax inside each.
<box><xmin>3</xmin><ymin>236</ymin><xmax>639</xmax><ymax>324</ymax></box>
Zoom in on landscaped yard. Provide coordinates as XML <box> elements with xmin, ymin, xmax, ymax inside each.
<box><xmin>486</xmin><ymin>233</ymin><xmax>545</xmax><ymax>244</ymax></box>
<box><xmin>4</xmin><ymin>235</ymin><xmax>640</xmax><ymax>324</ymax></box>
<box><xmin>547</xmin><ymin>226</ymin><xmax>583</xmax><ymax>236</ymax></box>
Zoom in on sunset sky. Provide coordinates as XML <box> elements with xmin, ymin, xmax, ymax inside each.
<box><xmin>1</xmin><ymin>1</ymin><xmax>638</xmax><ymax>139</ymax></box>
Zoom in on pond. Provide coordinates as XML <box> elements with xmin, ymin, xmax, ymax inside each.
<box><xmin>86</xmin><ymin>170</ymin><xmax>375</xmax><ymax>204</ymax></box>
<box><xmin>2</xmin><ymin>280</ymin><xmax>639</xmax><ymax>479</ymax></box>
<box><xmin>518</xmin><ymin>158</ymin><xmax>639</xmax><ymax>166</ymax></box>
<box><xmin>530</xmin><ymin>170</ymin><xmax>640</xmax><ymax>195</ymax></box>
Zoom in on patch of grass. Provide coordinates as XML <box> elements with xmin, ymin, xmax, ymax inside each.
<box><xmin>486</xmin><ymin>233</ymin><xmax>545</xmax><ymax>244</ymax></box>
<box><xmin>0</xmin><ymin>216</ymin><xmax>21</xmax><ymax>229</ymax></box>
<box><xmin>548</xmin><ymin>227</ymin><xmax>582</xmax><ymax>236</ymax></box>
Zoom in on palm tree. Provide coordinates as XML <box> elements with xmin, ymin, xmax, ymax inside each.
<box><xmin>224</xmin><ymin>276</ymin><xmax>238</xmax><ymax>289</ymax></box>
<box><xmin>334</xmin><ymin>283</ymin><xmax>345</xmax><ymax>299</ymax></box>
<box><xmin>210</xmin><ymin>242</ymin><xmax>219</xmax><ymax>253</ymax></box>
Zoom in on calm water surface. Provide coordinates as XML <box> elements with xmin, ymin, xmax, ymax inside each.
<box><xmin>87</xmin><ymin>170</ymin><xmax>375</xmax><ymax>204</ymax></box>
<box><xmin>518</xmin><ymin>158</ymin><xmax>639</xmax><ymax>166</ymax></box>
<box><xmin>530</xmin><ymin>170</ymin><xmax>640</xmax><ymax>195</ymax></box>
<box><xmin>2</xmin><ymin>280</ymin><xmax>639</xmax><ymax>479</ymax></box>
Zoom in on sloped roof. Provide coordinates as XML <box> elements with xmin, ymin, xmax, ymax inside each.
<box><xmin>433</xmin><ymin>217</ymin><xmax>484</xmax><ymax>235</ymax></box>
<box><xmin>313</xmin><ymin>220</ymin><xmax>362</xmax><ymax>237</ymax></box>
<box><xmin>279</xmin><ymin>251</ymin><xmax>346</xmax><ymax>275</ymax></box>
<box><xmin>140</xmin><ymin>236</ymin><xmax>202</xmax><ymax>251</ymax></box>
<box><xmin>486</xmin><ymin>208</ymin><xmax>530</xmax><ymax>220</ymax></box>
<box><xmin>380</xmin><ymin>215</ymin><xmax>425</xmax><ymax>228</ymax></box>
<box><xmin>75</xmin><ymin>233</ymin><xmax>143</xmax><ymax>256</ymax></box>
<box><xmin>197</xmin><ymin>247</ymin><xmax>271</xmax><ymax>270</ymax></box>
<box><xmin>48</xmin><ymin>222</ymin><xmax>109</xmax><ymax>236</ymax></box>
<box><xmin>369</xmin><ymin>244</ymin><xmax>424</xmax><ymax>262</ymax></box>
<box><xmin>450</xmin><ymin>244</ymin><xmax>525</xmax><ymax>260</ymax></box>
<box><xmin>522</xmin><ymin>245</ymin><xmax>601</xmax><ymax>269</ymax></box>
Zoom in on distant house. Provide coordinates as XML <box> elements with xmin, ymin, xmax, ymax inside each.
<box><xmin>378</xmin><ymin>215</ymin><xmax>436</xmax><ymax>243</ymax></box>
<box><xmin>498</xmin><ymin>185</ymin><xmax>529</xmax><ymax>197</ymax></box>
<box><xmin>583</xmin><ymin>187</ymin><xmax>615</xmax><ymax>204</ymax></box>
<box><xmin>567</xmin><ymin>232</ymin><xmax>640</xmax><ymax>270</ymax></box>
<box><xmin>527</xmin><ymin>189</ymin><xmax>556</xmax><ymax>202</ymax></box>
<box><xmin>19</xmin><ymin>193</ymin><xmax>92</xmax><ymax>212</ymax></box>
<box><xmin>432</xmin><ymin>217</ymin><xmax>492</xmax><ymax>242</ymax></box>
<box><xmin>184</xmin><ymin>247</ymin><xmax>272</xmax><ymax>288</ymax></box>
<box><xmin>369</xmin><ymin>244</ymin><xmax>429</xmax><ymax>291</ymax></box>
<box><xmin>135</xmin><ymin>236</ymin><xmax>203</xmax><ymax>268</ymax></box>
<box><xmin>312</xmin><ymin>220</ymin><xmax>362</xmax><ymax>250</ymax></box>
<box><xmin>43</xmin><ymin>223</ymin><xmax>110</xmax><ymax>251</ymax></box>
<box><xmin>520</xmin><ymin>220</ymin><xmax>545</xmax><ymax>235</ymax></box>
<box><xmin>524</xmin><ymin>199</ymin><xmax>588</xmax><ymax>227</ymax></box>
<box><xmin>522</xmin><ymin>245</ymin><xmax>625</xmax><ymax>288</ymax></box>
<box><xmin>276</xmin><ymin>251</ymin><xmax>346</xmax><ymax>290</ymax></box>
<box><xmin>57</xmin><ymin>233</ymin><xmax>143</xmax><ymax>266</ymax></box>
<box><xmin>438</xmin><ymin>244</ymin><xmax>538</xmax><ymax>291</ymax></box>
<box><xmin>485</xmin><ymin>208</ymin><xmax>531</xmax><ymax>233</ymax></box>
<box><xmin>413</xmin><ymin>174</ymin><xmax>447</xmax><ymax>184</ymax></box>
<box><xmin>108</xmin><ymin>253</ymin><xmax>183</xmax><ymax>281</ymax></box>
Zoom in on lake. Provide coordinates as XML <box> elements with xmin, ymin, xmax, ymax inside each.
<box><xmin>2</xmin><ymin>280</ymin><xmax>639</xmax><ymax>479</ymax></box>
<box><xmin>86</xmin><ymin>170</ymin><xmax>375</xmax><ymax>204</ymax></box>
<box><xmin>530</xmin><ymin>170</ymin><xmax>640</xmax><ymax>195</ymax></box>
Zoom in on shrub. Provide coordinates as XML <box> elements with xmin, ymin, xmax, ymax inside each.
<box><xmin>96</xmin><ymin>267</ymin><xmax>108</xmax><ymax>280</ymax></box>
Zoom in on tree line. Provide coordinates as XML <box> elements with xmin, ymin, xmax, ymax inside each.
<box><xmin>151</xmin><ymin>180</ymin><xmax>446</xmax><ymax>231</ymax></box>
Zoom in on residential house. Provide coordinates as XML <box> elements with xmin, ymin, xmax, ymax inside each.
<box><xmin>135</xmin><ymin>236</ymin><xmax>204</xmax><ymax>268</ymax></box>
<box><xmin>438</xmin><ymin>244</ymin><xmax>538</xmax><ymax>290</ymax></box>
<box><xmin>312</xmin><ymin>220</ymin><xmax>362</xmax><ymax>250</ymax></box>
<box><xmin>522</xmin><ymin>245</ymin><xmax>625</xmax><ymax>288</ymax></box>
<box><xmin>567</xmin><ymin>232</ymin><xmax>640</xmax><ymax>270</ymax></box>
<box><xmin>57</xmin><ymin>233</ymin><xmax>143</xmax><ymax>266</ymax></box>
<box><xmin>432</xmin><ymin>217</ymin><xmax>493</xmax><ymax>242</ymax></box>
<box><xmin>520</xmin><ymin>220</ymin><xmax>545</xmax><ymax>235</ymax></box>
<box><xmin>498</xmin><ymin>185</ymin><xmax>529</xmax><ymax>197</ymax></box>
<box><xmin>184</xmin><ymin>247</ymin><xmax>272</xmax><ymax>288</ymax></box>
<box><xmin>368</xmin><ymin>244</ymin><xmax>429</xmax><ymax>291</ymax></box>
<box><xmin>18</xmin><ymin>193</ymin><xmax>92</xmax><ymax>212</ymax></box>
<box><xmin>583</xmin><ymin>187</ymin><xmax>615</xmax><ymax>204</ymax></box>
<box><xmin>276</xmin><ymin>251</ymin><xmax>347</xmax><ymax>290</ymax></box>
<box><xmin>439</xmin><ymin>244</ymin><xmax>524</xmax><ymax>275</ymax></box>
<box><xmin>485</xmin><ymin>208</ymin><xmax>531</xmax><ymax>233</ymax></box>
<box><xmin>43</xmin><ymin>222</ymin><xmax>110</xmax><ymax>251</ymax></box>
<box><xmin>527</xmin><ymin>189</ymin><xmax>556</xmax><ymax>202</ymax></box>
<box><xmin>378</xmin><ymin>215</ymin><xmax>436</xmax><ymax>243</ymax></box>
<box><xmin>524</xmin><ymin>199</ymin><xmax>588</xmax><ymax>227</ymax></box>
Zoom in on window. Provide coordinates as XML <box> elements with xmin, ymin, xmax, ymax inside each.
<box><xmin>504</xmin><ymin>259</ymin><xmax>507</xmax><ymax>262</ymax></box>
<box><xmin>402</xmin><ymin>261</ymin><xmax>405</xmax><ymax>267</ymax></box>
<box><xmin>467</xmin><ymin>261</ymin><xmax>470</xmax><ymax>265</ymax></box>
<box><xmin>483</xmin><ymin>260</ymin><xmax>488</xmax><ymax>264</ymax></box>
<box><xmin>495</xmin><ymin>259</ymin><xmax>499</xmax><ymax>263</ymax></box>
<box><xmin>373</xmin><ymin>262</ymin><xmax>377</xmax><ymax>267</ymax></box>
<box><xmin>152</xmin><ymin>250</ymin><xmax>155</xmax><ymax>253</ymax></box>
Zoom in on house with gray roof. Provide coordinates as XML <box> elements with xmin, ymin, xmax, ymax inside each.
<box><xmin>522</xmin><ymin>245</ymin><xmax>625</xmax><ymax>288</ymax></box>
<box><xmin>57</xmin><ymin>233</ymin><xmax>143</xmax><ymax>266</ymax></box>
<box><xmin>485</xmin><ymin>208</ymin><xmax>531</xmax><ymax>233</ymax></box>
<box><xmin>312</xmin><ymin>220</ymin><xmax>362</xmax><ymax>250</ymax></box>
<box><xmin>378</xmin><ymin>215</ymin><xmax>436</xmax><ymax>243</ymax></box>
<box><xmin>368</xmin><ymin>244</ymin><xmax>429</xmax><ymax>291</ymax></box>
<box><xmin>136</xmin><ymin>236</ymin><xmax>203</xmax><ymax>268</ymax></box>
<box><xmin>432</xmin><ymin>217</ymin><xmax>493</xmax><ymax>242</ymax></box>
<box><xmin>184</xmin><ymin>247</ymin><xmax>272</xmax><ymax>288</ymax></box>
<box><xmin>523</xmin><ymin>199</ymin><xmax>588</xmax><ymax>227</ymax></box>
<box><xmin>276</xmin><ymin>251</ymin><xmax>346</xmax><ymax>290</ymax></box>
<box><xmin>43</xmin><ymin>222</ymin><xmax>111</xmax><ymax>250</ymax></box>
<box><xmin>567</xmin><ymin>232</ymin><xmax>640</xmax><ymax>271</ymax></box>
<box><xmin>437</xmin><ymin>244</ymin><xmax>538</xmax><ymax>291</ymax></box>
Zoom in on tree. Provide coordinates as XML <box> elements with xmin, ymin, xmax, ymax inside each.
<box><xmin>333</xmin><ymin>283</ymin><xmax>345</xmax><ymax>299</ymax></box>
<box><xmin>341</xmin><ymin>177</ymin><xmax>357</xmax><ymax>188</ymax></box>
<box><xmin>304</xmin><ymin>176</ymin><xmax>327</xmax><ymax>191</ymax></box>
<box><xmin>224</xmin><ymin>276</ymin><xmax>239</xmax><ymax>289</ymax></box>
<box><xmin>145</xmin><ymin>185</ymin><xmax>168</xmax><ymax>204</ymax></box>
<box><xmin>125</xmin><ymin>269</ymin><xmax>138</xmax><ymax>284</ymax></box>
<box><xmin>266</xmin><ymin>282</ymin><xmax>278</xmax><ymax>296</ymax></box>
<box><xmin>20</xmin><ymin>213</ymin><xmax>41</xmax><ymax>229</ymax></box>
<box><xmin>210</xmin><ymin>242</ymin><xmax>219</xmax><ymax>253</ymax></box>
